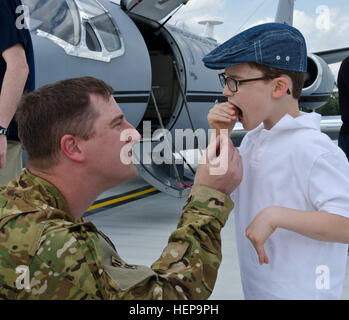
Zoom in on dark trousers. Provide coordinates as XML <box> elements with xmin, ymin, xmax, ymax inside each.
<box><xmin>339</xmin><ymin>134</ymin><xmax>349</xmax><ymax>161</ymax></box>
<box><xmin>338</xmin><ymin>134</ymin><xmax>349</xmax><ymax>253</ymax></box>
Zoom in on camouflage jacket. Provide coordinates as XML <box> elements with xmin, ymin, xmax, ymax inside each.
<box><xmin>0</xmin><ymin>169</ymin><xmax>234</xmax><ymax>300</ymax></box>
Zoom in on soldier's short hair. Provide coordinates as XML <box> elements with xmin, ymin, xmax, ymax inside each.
<box><xmin>16</xmin><ymin>76</ymin><xmax>114</xmax><ymax>169</ymax></box>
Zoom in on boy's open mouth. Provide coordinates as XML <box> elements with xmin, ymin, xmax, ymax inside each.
<box><xmin>236</xmin><ymin>105</ymin><xmax>243</xmax><ymax>122</ymax></box>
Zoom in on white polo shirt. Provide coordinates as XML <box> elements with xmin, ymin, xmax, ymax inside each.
<box><xmin>232</xmin><ymin>112</ymin><xmax>349</xmax><ymax>299</ymax></box>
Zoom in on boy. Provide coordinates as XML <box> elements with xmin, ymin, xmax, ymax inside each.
<box><xmin>203</xmin><ymin>23</ymin><xmax>349</xmax><ymax>299</ymax></box>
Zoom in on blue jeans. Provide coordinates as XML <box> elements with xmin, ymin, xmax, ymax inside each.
<box><xmin>339</xmin><ymin>135</ymin><xmax>349</xmax><ymax>161</ymax></box>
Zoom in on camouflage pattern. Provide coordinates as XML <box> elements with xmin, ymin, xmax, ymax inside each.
<box><xmin>0</xmin><ymin>169</ymin><xmax>234</xmax><ymax>300</ymax></box>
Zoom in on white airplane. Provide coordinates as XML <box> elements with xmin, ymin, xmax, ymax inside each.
<box><xmin>22</xmin><ymin>0</ymin><xmax>349</xmax><ymax>197</ymax></box>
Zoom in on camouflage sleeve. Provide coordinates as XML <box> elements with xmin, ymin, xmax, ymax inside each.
<box><xmin>120</xmin><ymin>184</ymin><xmax>234</xmax><ymax>300</ymax></box>
<box><xmin>13</xmin><ymin>221</ymin><xmax>113</xmax><ymax>300</ymax></box>
<box><xmin>6</xmin><ymin>185</ymin><xmax>233</xmax><ymax>300</ymax></box>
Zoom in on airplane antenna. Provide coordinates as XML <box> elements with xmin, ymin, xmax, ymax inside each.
<box><xmin>198</xmin><ymin>20</ymin><xmax>223</xmax><ymax>40</ymax></box>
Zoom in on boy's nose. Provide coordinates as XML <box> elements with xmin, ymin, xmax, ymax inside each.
<box><xmin>223</xmin><ymin>85</ymin><xmax>235</xmax><ymax>97</ymax></box>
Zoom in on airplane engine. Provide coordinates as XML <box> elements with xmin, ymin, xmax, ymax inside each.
<box><xmin>300</xmin><ymin>53</ymin><xmax>335</xmax><ymax>110</ymax></box>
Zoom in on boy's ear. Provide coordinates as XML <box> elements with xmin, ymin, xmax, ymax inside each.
<box><xmin>60</xmin><ymin>135</ymin><xmax>85</xmax><ymax>163</ymax></box>
<box><xmin>272</xmin><ymin>77</ymin><xmax>291</xmax><ymax>99</ymax></box>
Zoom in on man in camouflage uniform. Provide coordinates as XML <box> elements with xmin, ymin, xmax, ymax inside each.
<box><xmin>0</xmin><ymin>77</ymin><xmax>242</xmax><ymax>300</ymax></box>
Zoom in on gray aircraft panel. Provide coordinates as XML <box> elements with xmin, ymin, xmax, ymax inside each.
<box><xmin>28</xmin><ymin>0</ymin><xmax>152</xmax><ymax>128</ymax></box>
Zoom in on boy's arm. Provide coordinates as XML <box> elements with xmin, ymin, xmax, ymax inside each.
<box><xmin>246</xmin><ymin>206</ymin><xmax>349</xmax><ymax>265</ymax></box>
<box><xmin>247</xmin><ymin>150</ymin><xmax>349</xmax><ymax>265</ymax></box>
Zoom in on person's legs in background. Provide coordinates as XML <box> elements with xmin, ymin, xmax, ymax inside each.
<box><xmin>0</xmin><ymin>140</ymin><xmax>22</xmax><ymax>186</ymax></box>
<box><xmin>339</xmin><ymin>134</ymin><xmax>349</xmax><ymax>254</ymax></box>
<box><xmin>339</xmin><ymin>134</ymin><xmax>349</xmax><ymax>162</ymax></box>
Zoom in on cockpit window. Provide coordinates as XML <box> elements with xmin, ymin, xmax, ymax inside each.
<box><xmin>22</xmin><ymin>0</ymin><xmax>81</xmax><ymax>46</ymax></box>
<box><xmin>84</xmin><ymin>22</ymin><xmax>102</xmax><ymax>52</ymax></box>
<box><xmin>22</xmin><ymin>0</ymin><xmax>125</xmax><ymax>62</ymax></box>
<box><xmin>90</xmin><ymin>14</ymin><xmax>121</xmax><ymax>52</ymax></box>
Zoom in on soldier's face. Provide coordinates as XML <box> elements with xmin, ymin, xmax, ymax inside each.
<box><xmin>83</xmin><ymin>94</ymin><xmax>141</xmax><ymax>188</ymax></box>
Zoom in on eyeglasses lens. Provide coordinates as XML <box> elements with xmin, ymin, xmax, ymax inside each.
<box><xmin>219</xmin><ymin>74</ymin><xmax>237</xmax><ymax>92</ymax></box>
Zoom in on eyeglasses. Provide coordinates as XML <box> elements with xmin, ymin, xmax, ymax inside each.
<box><xmin>218</xmin><ymin>73</ymin><xmax>270</xmax><ymax>93</ymax></box>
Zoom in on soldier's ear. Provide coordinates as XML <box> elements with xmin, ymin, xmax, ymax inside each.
<box><xmin>60</xmin><ymin>135</ymin><xmax>85</xmax><ymax>163</ymax></box>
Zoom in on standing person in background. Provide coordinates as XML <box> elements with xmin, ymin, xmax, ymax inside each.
<box><xmin>338</xmin><ymin>56</ymin><xmax>349</xmax><ymax>161</ymax></box>
<box><xmin>0</xmin><ymin>0</ymin><xmax>35</xmax><ymax>185</ymax></box>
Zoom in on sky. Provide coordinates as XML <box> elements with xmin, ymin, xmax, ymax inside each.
<box><xmin>166</xmin><ymin>0</ymin><xmax>349</xmax><ymax>79</ymax></box>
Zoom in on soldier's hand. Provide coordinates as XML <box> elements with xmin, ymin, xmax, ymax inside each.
<box><xmin>207</xmin><ymin>102</ymin><xmax>238</xmax><ymax>136</ymax></box>
<box><xmin>194</xmin><ymin>134</ymin><xmax>242</xmax><ymax>195</ymax></box>
<box><xmin>0</xmin><ymin>135</ymin><xmax>7</xmax><ymax>169</ymax></box>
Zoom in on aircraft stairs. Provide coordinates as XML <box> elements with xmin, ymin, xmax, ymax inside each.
<box><xmin>133</xmin><ymin>79</ymin><xmax>196</xmax><ymax>198</ymax></box>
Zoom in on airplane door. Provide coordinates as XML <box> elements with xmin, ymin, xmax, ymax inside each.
<box><xmin>107</xmin><ymin>1</ymin><xmax>193</xmax><ymax>198</ymax></box>
<box><xmin>120</xmin><ymin>0</ymin><xmax>189</xmax><ymax>21</ymax></box>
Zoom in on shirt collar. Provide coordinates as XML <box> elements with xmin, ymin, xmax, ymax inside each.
<box><xmin>247</xmin><ymin>112</ymin><xmax>321</xmax><ymax>136</ymax></box>
<box><xmin>19</xmin><ymin>169</ymin><xmax>75</xmax><ymax>222</ymax></box>
<box><xmin>270</xmin><ymin>112</ymin><xmax>321</xmax><ymax>132</ymax></box>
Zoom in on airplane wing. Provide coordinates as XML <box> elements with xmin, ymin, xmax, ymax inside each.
<box><xmin>118</xmin><ymin>0</ymin><xmax>188</xmax><ymax>21</ymax></box>
<box><xmin>313</xmin><ymin>47</ymin><xmax>349</xmax><ymax>65</ymax></box>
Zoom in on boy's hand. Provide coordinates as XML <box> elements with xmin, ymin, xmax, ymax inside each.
<box><xmin>207</xmin><ymin>102</ymin><xmax>238</xmax><ymax>136</ymax></box>
<box><xmin>245</xmin><ymin>207</ymin><xmax>279</xmax><ymax>265</ymax></box>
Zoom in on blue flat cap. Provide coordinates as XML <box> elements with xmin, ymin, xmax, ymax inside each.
<box><xmin>203</xmin><ymin>22</ymin><xmax>307</xmax><ymax>72</ymax></box>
